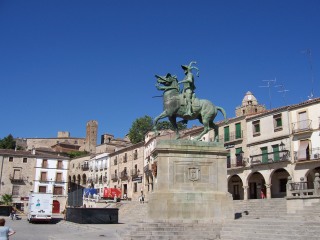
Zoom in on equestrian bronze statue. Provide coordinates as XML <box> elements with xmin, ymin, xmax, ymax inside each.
<box><xmin>153</xmin><ymin>62</ymin><xmax>227</xmax><ymax>141</ymax></box>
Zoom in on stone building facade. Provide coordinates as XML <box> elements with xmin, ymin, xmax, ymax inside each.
<box><xmin>0</xmin><ymin>149</ymin><xmax>69</xmax><ymax>213</ymax></box>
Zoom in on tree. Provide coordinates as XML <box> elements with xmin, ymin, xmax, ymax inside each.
<box><xmin>128</xmin><ymin>116</ymin><xmax>188</xmax><ymax>144</ymax></box>
<box><xmin>67</xmin><ymin>151</ymin><xmax>89</xmax><ymax>159</ymax></box>
<box><xmin>0</xmin><ymin>194</ymin><xmax>12</xmax><ymax>206</ymax></box>
<box><xmin>0</xmin><ymin>134</ymin><xmax>16</xmax><ymax>149</ymax></box>
<box><xmin>128</xmin><ymin>115</ymin><xmax>154</xmax><ymax>144</ymax></box>
<box><xmin>156</xmin><ymin>120</ymin><xmax>187</xmax><ymax>131</ymax></box>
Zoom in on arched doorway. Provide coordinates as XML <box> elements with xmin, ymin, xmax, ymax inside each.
<box><xmin>248</xmin><ymin>172</ymin><xmax>265</xmax><ymax>199</ymax></box>
<box><xmin>270</xmin><ymin>168</ymin><xmax>290</xmax><ymax>198</ymax></box>
<box><xmin>306</xmin><ymin>166</ymin><xmax>320</xmax><ymax>189</ymax></box>
<box><xmin>77</xmin><ymin>174</ymin><xmax>81</xmax><ymax>185</ymax></box>
<box><xmin>52</xmin><ymin>200</ymin><xmax>60</xmax><ymax>213</ymax></box>
<box><xmin>82</xmin><ymin>174</ymin><xmax>87</xmax><ymax>185</ymax></box>
<box><xmin>228</xmin><ymin>175</ymin><xmax>244</xmax><ymax>200</ymax></box>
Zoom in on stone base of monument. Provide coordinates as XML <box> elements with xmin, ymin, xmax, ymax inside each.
<box><xmin>147</xmin><ymin>140</ymin><xmax>234</xmax><ymax>222</ymax></box>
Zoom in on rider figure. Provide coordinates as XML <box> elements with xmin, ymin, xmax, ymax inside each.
<box><xmin>179</xmin><ymin>61</ymin><xmax>199</xmax><ymax>116</ymax></box>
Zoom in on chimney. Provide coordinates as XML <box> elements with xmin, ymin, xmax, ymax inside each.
<box><xmin>32</xmin><ymin>147</ymin><xmax>36</xmax><ymax>155</ymax></box>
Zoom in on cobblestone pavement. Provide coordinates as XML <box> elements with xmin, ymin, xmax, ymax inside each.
<box><xmin>4</xmin><ymin>214</ymin><xmax>125</xmax><ymax>240</ymax></box>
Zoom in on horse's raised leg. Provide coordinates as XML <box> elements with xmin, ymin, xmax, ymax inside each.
<box><xmin>168</xmin><ymin>116</ymin><xmax>180</xmax><ymax>139</ymax></box>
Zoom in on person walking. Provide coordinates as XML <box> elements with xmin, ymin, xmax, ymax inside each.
<box><xmin>0</xmin><ymin>218</ymin><xmax>15</xmax><ymax>240</ymax></box>
<box><xmin>10</xmin><ymin>210</ymin><xmax>16</xmax><ymax>221</ymax></box>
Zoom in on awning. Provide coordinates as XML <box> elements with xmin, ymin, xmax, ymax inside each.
<box><xmin>298</xmin><ymin>141</ymin><xmax>309</xmax><ymax>160</ymax></box>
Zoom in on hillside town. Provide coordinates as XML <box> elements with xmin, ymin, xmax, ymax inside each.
<box><xmin>0</xmin><ymin>91</ymin><xmax>319</xmax><ymax>214</ymax></box>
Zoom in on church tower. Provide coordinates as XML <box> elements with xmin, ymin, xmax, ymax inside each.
<box><xmin>235</xmin><ymin>91</ymin><xmax>266</xmax><ymax>117</ymax></box>
<box><xmin>85</xmin><ymin>120</ymin><xmax>98</xmax><ymax>153</ymax></box>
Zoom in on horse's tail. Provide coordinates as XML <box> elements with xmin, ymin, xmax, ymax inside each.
<box><xmin>217</xmin><ymin>106</ymin><xmax>228</xmax><ymax>123</ymax></box>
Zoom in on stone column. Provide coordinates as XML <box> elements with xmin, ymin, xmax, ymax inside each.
<box><xmin>265</xmin><ymin>184</ymin><xmax>271</xmax><ymax>199</ymax></box>
<box><xmin>242</xmin><ymin>185</ymin><xmax>249</xmax><ymax>200</ymax></box>
<box><xmin>313</xmin><ymin>173</ymin><xmax>320</xmax><ymax>196</ymax></box>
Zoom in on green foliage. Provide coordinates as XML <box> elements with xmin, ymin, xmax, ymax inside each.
<box><xmin>67</xmin><ymin>151</ymin><xmax>89</xmax><ymax>159</ymax></box>
<box><xmin>128</xmin><ymin>116</ymin><xmax>188</xmax><ymax>144</ymax></box>
<box><xmin>0</xmin><ymin>194</ymin><xmax>12</xmax><ymax>206</ymax></box>
<box><xmin>0</xmin><ymin>134</ymin><xmax>17</xmax><ymax>149</ymax></box>
<box><xmin>128</xmin><ymin>115</ymin><xmax>154</xmax><ymax>144</ymax></box>
<box><xmin>156</xmin><ymin>120</ymin><xmax>187</xmax><ymax>131</ymax></box>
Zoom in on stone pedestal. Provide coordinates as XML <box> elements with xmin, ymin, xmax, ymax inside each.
<box><xmin>148</xmin><ymin>140</ymin><xmax>234</xmax><ymax>222</ymax></box>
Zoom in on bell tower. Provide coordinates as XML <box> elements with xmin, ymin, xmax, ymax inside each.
<box><xmin>85</xmin><ymin>120</ymin><xmax>98</xmax><ymax>153</ymax></box>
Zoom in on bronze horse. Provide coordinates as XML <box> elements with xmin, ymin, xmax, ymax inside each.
<box><xmin>154</xmin><ymin>73</ymin><xmax>227</xmax><ymax>141</ymax></box>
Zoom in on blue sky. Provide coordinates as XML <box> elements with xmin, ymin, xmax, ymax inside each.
<box><xmin>1</xmin><ymin>0</ymin><xmax>319</xmax><ymax>140</ymax></box>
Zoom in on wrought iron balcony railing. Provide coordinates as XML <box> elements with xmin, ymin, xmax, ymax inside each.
<box><xmin>250</xmin><ymin>150</ymin><xmax>290</xmax><ymax>165</ymax></box>
<box><xmin>219</xmin><ymin>131</ymin><xmax>243</xmax><ymax>143</ymax></box>
<box><xmin>292</xmin><ymin>119</ymin><xmax>313</xmax><ymax>134</ymax></box>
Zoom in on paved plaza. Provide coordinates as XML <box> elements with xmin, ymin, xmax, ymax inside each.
<box><xmin>4</xmin><ymin>214</ymin><xmax>123</xmax><ymax>240</ymax></box>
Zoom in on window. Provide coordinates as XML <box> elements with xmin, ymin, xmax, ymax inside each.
<box><xmin>227</xmin><ymin>153</ymin><xmax>231</xmax><ymax>168</ymax></box>
<box><xmin>40</xmin><ymin>172</ymin><xmax>47</xmax><ymax>181</ymax></box>
<box><xmin>57</xmin><ymin>160</ymin><xmax>63</xmax><ymax>169</ymax></box>
<box><xmin>9</xmin><ymin>157</ymin><xmax>13</xmax><ymax>162</ymax></box>
<box><xmin>297</xmin><ymin>140</ymin><xmax>310</xmax><ymax>160</ymax></box>
<box><xmin>53</xmin><ymin>186</ymin><xmax>63</xmax><ymax>195</ymax></box>
<box><xmin>273</xmin><ymin>114</ymin><xmax>283</xmax><ymax>131</ymax></box>
<box><xmin>134</xmin><ymin>182</ymin><xmax>138</xmax><ymax>192</ymax></box>
<box><xmin>272</xmin><ymin>145</ymin><xmax>280</xmax><ymax>161</ymax></box>
<box><xmin>235</xmin><ymin>123</ymin><xmax>242</xmax><ymax>139</ymax></box>
<box><xmin>114</xmin><ymin>157</ymin><xmax>117</xmax><ymax>165</ymax></box>
<box><xmin>39</xmin><ymin>186</ymin><xmax>47</xmax><ymax>193</ymax></box>
<box><xmin>261</xmin><ymin>147</ymin><xmax>268</xmax><ymax>163</ymax></box>
<box><xmin>253</xmin><ymin>120</ymin><xmax>260</xmax><ymax>135</ymax></box>
<box><xmin>13</xmin><ymin>169</ymin><xmax>21</xmax><ymax>180</ymax></box>
<box><xmin>134</xmin><ymin>150</ymin><xmax>138</xmax><ymax>160</ymax></box>
<box><xmin>42</xmin><ymin>159</ymin><xmax>48</xmax><ymax>168</ymax></box>
<box><xmin>235</xmin><ymin>148</ymin><xmax>243</xmax><ymax>166</ymax></box>
<box><xmin>12</xmin><ymin>186</ymin><xmax>20</xmax><ymax>196</ymax></box>
<box><xmin>224</xmin><ymin>126</ymin><xmax>230</xmax><ymax>142</ymax></box>
<box><xmin>298</xmin><ymin>111</ymin><xmax>308</xmax><ymax>130</ymax></box>
<box><xmin>56</xmin><ymin>173</ymin><xmax>62</xmax><ymax>182</ymax></box>
<box><xmin>23</xmin><ymin>158</ymin><xmax>27</xmax><ymax>163</ymax></box>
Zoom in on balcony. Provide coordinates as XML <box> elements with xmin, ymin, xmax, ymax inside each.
<box><xmin>55</xmin><ymin>178</ymin><xmax>65</xmax><ymax>184</ymax></box>
<box><xmin>250</xmin><ymin>150</ymin><xmax>290</xmax><ymax>165</ymax></box>
<box><xmin>227</xmin><ymin>157</ymin><xmax>247</xmax><ymax>169</ymax></box>
<box><xmin>120</xmin><ymin>171</ymin><xmax>129</xmax><ymax>181</ymax></box>
<box><xmin>220</xmin><ymin>131</ymin><xmax>243</xmax><ymax>144</ymax></box>
<box><xmin>39</xmin><ymin>178</ymin><xmax>51</xmax><ymax>183</ymax></box>
<box><xmin>294</xmin><ymin>147</ymin><xmax>320</xmax><ymax>162</ymax></box>
<box><xmin>292</xmin><ymin>119</ymin><xmax>313</xmax><ymax>135</ymax></box>
<box><xmin>103</xmin><ymin>176</ymin><xmax>107</xmax><ymax>183</ymax></box>
<box><xmin>9</xmin><ymin>175</ymin><xmax>24</xmax><ymax>183</ymax></box>
<box><xmin>111</xmin><ymin>174</ymin><xmax>118</xmax><ymax>182</ymax></box>
<box><xmin>81</xmin><ymin>164</ymin><xmax>89</xmax><ymax>171</ymax></box>
<box><xmin>130</xmin><ymin>169</ymin><xmax>140</xmax><ymax>177</ymax></box>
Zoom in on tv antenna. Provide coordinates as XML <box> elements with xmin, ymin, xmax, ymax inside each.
<box><xmin>275</xmin><ymin>83</ymin><xmax>289</xmax><ymax>105</ymax></box>
<box><xmin>259</xmin><ymin>78</ymin><xmax>276</xmax><ymax>109</ymax></box>
<box><xmin>302</xmin><ymin>48</ymin><xmax>315</xmax><ymax>100</ymax></box>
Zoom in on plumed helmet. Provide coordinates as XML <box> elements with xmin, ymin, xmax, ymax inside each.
<box><xmin>181</xmin><ymin>61</ymin><xmax>199</xmax><ymax>76</ymax></box>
